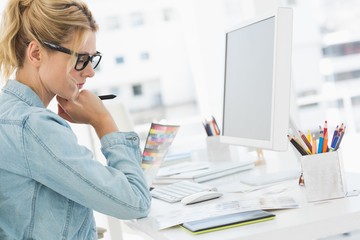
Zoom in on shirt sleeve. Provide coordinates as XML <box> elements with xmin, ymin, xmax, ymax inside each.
<box><xmin>22</xmin><ymin>110</ymin><xmax>151</xmax><ymax>220</ymax></box>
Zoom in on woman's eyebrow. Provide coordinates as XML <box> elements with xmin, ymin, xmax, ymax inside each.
<box><xmin>79</xmin><ymin>51</ymin><xmax>97</xmax><ymax>55</ymax></box>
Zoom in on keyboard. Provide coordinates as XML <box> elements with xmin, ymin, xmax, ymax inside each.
<box><xmin>150</xmin><ymin>180</ymin><xmax>217</xmax><ymax>203</ymax></box>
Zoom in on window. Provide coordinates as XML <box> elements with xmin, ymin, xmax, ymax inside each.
<box><xmin>325</xmin><ymin>69</ymin><xmax>360</xmax><ymax>82</ymax></box>
<box><xmin>109</xmin><ymin>86</ymin><xmax>121</xmax><ymax>97</ymax></box>
<box><xmin>104</xmin><ymin>15</ymin><xmax>122</xmax><ymax>30</ymax></box>
<box><xmin>115</xmin><ymin>56</ymin><xmax>125</xmax><ymax>64</ymax></box>
<box><xmin>286</xmin><ymin>0</ymin><xmax>297</xmax><ymax>5</ymax></box>
<box><xmin>322</xmin><ymin>41</ymin><xmax>360</xmax><ymax>57</ymax></box>
<box><xmin>132</xmin><ymin>84</ymin><xmax>143</xmax><ymax>96</ymax></box>
<box><xmin>139</xmin><ymin>52</ymin><xmax>150</xmax><ymax>61</ymax></box>
<box><xmin>130</xmin><ymin>12</ymin><xmax>144</xmax><ymax>26</ymax></box>
<box><xmin>163</xmin><ymin>8</ymin><xmax>175</xmax><ymax>22</ymax></box>
<box><xmin>94</xmin><ymin>64</ymin><xmax>102</xmax><ymax>72</ymax></box>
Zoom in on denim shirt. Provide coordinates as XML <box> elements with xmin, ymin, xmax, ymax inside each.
<box><xmin>0</xmin><ymin>80</ymin><xmax>151</xmax><ymax>240</ymax></box>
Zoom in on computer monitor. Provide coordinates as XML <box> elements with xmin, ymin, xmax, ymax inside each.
<box><xmin>221</xmin><ymin>7</ymin><xmax>293</xmax><ymax>152</ymax></box>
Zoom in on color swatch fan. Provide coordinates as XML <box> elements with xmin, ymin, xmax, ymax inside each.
<box><xmin>142</xmin><ymin>123</ymin><xmax>180</xmax><ymax>187</ymax></box>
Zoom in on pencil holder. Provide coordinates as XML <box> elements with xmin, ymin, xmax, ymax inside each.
<box><xmin>206</xmin><ymin>136</ymin><xmax>232</xmax><ymax>162</ymax></box>
<box><xmin>300</xmin><ymin>150</ymin><xmax>346</xmax><ymax>202</ymax></box>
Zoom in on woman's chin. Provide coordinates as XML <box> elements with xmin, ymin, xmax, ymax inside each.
<box><xmin>70</xmin><ymin>90</ymin><xmax>80</xmax><ymax>100</ymax></box>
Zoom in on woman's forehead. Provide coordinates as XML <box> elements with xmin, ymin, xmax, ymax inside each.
<box><xmin>67</xmin><ymin>31</ymin><xmax>97</xmax><ymax>54</ymax></box>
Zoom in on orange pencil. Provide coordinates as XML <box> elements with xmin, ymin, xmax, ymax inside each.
<box><xmin>322</xmin><ymin>131</ymin><xmax>328</xmax><ymax>153</ymax></box>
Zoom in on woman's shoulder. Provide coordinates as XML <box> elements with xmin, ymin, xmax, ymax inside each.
<box><xmin>0</xmin><ymin>98</ymin><xmax>66</xmax><ymax>127</ymax></box>
<box><xmin>25</xmin><ymin>106</ymin><xmax>70</xmax><ymax>129</ymax></box>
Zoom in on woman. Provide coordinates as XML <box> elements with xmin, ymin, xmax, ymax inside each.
<box><xmin>0</xmin><ymin>0</ymin><xmax>151</xmax><ymax>239</ymax></box>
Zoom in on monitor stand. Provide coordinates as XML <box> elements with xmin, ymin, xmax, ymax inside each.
<box><xmin>255</xmin><ymin>148</ymin><xmax>266</xmax><ymax>166</ymax></box>
<box><xmin>238</xmin><ymin>117</ymin><xmax>302</xmax><ymax>186</ymax></box>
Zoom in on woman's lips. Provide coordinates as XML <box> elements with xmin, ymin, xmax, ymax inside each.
<box><xmin>77</xmin><ymin>83</ymin><xmax>84</xmax><ymax>89</ymax></box>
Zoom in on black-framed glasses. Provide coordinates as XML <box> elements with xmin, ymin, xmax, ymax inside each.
<box><xmin>42</xmin><ymin>41</ymin><xmax>102</xmax><ymax>71</ymax></box>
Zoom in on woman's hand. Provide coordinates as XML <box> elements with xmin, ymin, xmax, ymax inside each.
<box><xmin>56</xmin><ymin>90</ymin><xmax>118</xmax><ymax>138</ymax></box>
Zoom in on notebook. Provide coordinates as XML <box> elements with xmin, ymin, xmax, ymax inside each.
<box><xmin>181</xmin><ymin>210</ymin><xmax>276</xmax><ymax>234</ymax></box>
<box><xmin>141</xmin><ymin>123</ymin><xmax>180</xmax><ymax>187</ymax></box>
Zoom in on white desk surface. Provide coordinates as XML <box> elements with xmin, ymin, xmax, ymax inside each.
<box><xmin>125</xmin><ymin>170</ymin><xmax>360</xmax><ymax>240</ymax></box>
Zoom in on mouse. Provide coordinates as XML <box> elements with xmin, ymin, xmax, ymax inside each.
<box><xmin>181</xmin><ymin>191</ymin><xmax>223</xmax><ymax>205</ymax></box>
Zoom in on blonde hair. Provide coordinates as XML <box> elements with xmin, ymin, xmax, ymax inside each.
<box><xmin>0</xmin><ymin>0</ymin><xmax>98</xmax><ymax>82</ymax></box>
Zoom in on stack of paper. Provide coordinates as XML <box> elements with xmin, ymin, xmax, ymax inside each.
<box><xmin>154</xmin><ymin>160</ymin><xmax>254</xmax><ymax>184</ymax></box>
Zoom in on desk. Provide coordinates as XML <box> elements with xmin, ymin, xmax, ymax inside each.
<box><xmin>125</xmin><ymin>172</ymin><xmax>360</xmax><ymax>240</ymax></box>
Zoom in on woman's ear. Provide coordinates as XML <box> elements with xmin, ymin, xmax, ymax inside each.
<box><xmin>26</xmin><ymin>41</ymin><xmax>43</xmax><ymax>68</ymax></box>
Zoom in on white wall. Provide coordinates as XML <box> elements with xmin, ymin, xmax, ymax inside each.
<box><xmin>178</xmin><ymin>0</ymin><xmax>285</xmax><ymax>125</ymax></box>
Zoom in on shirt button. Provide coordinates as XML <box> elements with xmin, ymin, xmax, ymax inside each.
<box><xmin>126</xmin><ymin>136</ymin><xmax>138</xmax><ymax>141</ymax></box>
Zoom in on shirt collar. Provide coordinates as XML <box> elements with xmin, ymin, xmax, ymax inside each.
<box><xmin>2</xmin><ymin>79</ymin><xmax>45</xmax><ymax>108</ymax></box>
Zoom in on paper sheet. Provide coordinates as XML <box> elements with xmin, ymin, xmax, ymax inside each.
<box><xmin>151</xmin><ymin>196</ymin><xmax>299</xmax><ymax>230</ymax></box>
<box><xmin>157</xmin><ymin>162</ymin><xmax>210</xmax><ymax>177</ymax></box>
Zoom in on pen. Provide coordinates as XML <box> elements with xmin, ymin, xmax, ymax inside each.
<box><xmin>98</xmin><ymin>94</ymin><xmax>117</xmax><ymax>100</ymax></box>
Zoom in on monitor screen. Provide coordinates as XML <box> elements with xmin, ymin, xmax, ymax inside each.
<box><xmin>221</xmin><ymin>8</ymin><xmax>293</xmax><ymax>151</ymax></box>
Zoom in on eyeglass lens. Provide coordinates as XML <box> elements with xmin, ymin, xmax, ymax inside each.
<box><xmin>75</xmin><ymin>54</ymin><xmax>101</xmax><ymax>71</ymax></box>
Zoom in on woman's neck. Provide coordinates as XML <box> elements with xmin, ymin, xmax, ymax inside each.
<box><xmin>16</xmin><ymin>68</ymin><xmax>53</xmax><ymax>107</ymax></box>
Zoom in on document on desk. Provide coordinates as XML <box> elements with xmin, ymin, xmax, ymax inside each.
<box><xmin>154</xmin><ymin>160</ymin><xmax>254</xmax><ymax>184</ymax></box>
<box><xmin>151</xmin><ymin>196</ymin><xmax>298</xmax><ymax>230</ymax></box>
<box><xmin>156</xmin><ymin>162</ymin><xmax>210</xmax><ymax>177</ymax></box>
